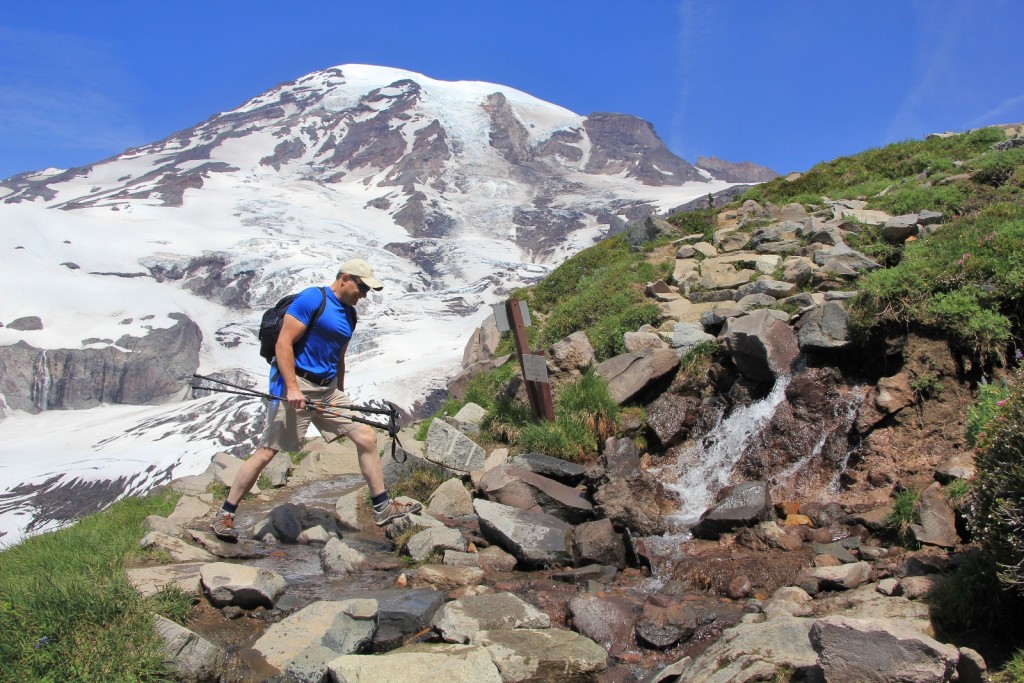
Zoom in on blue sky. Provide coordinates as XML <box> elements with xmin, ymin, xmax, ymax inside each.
<box><xmin>2</xmin><ymin>1</ymin><xmax>1022</xmax><ymax>180</ymax></box>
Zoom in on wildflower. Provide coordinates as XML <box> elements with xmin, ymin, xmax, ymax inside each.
<box><xmin>956</xmin><ymin>253</ymin><xmax>970</xmax><ymax>267</ymax></box>
<box><xmin>1016</xmin><ymin>349</ymin><xmax>1023</xmax><ymax>361</ymax></box>
<box><xmin>996</xmin><ymin>400</ymin><xmax>1007</xmax><ymax>407</ymax></box>
<box><xmin>35</xmin><ymin>636</ymin><xmax>50</xmax><ymax>649</ymax></box>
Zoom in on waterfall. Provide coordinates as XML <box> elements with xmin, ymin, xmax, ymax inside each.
<box><xmin>663</xmin><ymin>375</ymin><xmax>792</xmax><ymax>525</ymax></box>
<box><xmin>31</xmin><ymin>350</ymin><xmax>50</xmax><ymax>411</ymax></box>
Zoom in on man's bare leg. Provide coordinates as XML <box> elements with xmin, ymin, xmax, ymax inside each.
<box><xmin>226</xmin><ymin>446</ymin><xmax>280</xmax><ymax>506</ymax></box>
<box><xmin>347</xmin><ymin>424</ymin><xmax>384</xmax><ymax>496</ymax></box>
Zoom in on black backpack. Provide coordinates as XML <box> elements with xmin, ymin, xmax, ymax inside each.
<box><xmin>258</xmin><ymin>287</ymin><xmax>328</xmax><ymax>364</ymax></box>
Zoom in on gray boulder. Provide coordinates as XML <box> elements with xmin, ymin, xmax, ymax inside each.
<box><xmin>594</xmin><ymin>348</ymin><xmax>680</xmax><ymax>405</ymax></box>
<box><xmin>474</xmin><ymin>499</ymin><xmax>573</xmax><ymax>568</ymax></box>
<box><xmin>909</xmin><ymin>482</ymin><xmax>959</xmax><ymax>548</ymax></box>
<box><xmin>199</xmin><ymin>562</ymin><xmax>287</xmax><ymax>609</ymax></box>
<box><xmin>572</xmin><ymin>518</ymin><xmax>627</xmax><ymax>568</ymax></box>
<box><xmin>328</xmin><ymin>644</ymin><xmax>502</xmax><ymax>683</ymax></box>
<box><xmin>153</xmin><ymin>614</ymin><xmax>227</xmax><ymax>683</ymax></box>
<box><xmin>507</xmin><ymin>452</ymin><xmax>586</xmax><ymax>486</ymax></box>
<box><xmin>798</xmin><ymin>301</ymin><xmax>853</xmax><ymax>351</ymax></box>
<box><xmin>478</xmin><ymin>464</ymin><xmax>593</xmax><ymax>524</ymax></box>
<box><xmin>567</xmin><ymin>593</ymin><xmax>637</xmax><ymax>656</ymax></box>
<box><xmin>252</xmin><ymin>599</ymin><xmax>378</xmax><ymax>670</ymax></box>
<box><xmin>320</xmin><ymin>537</ymin><xmax>369</xmax><ymax>575</ymax></box>
<box><xmin>476</xmin><ymin>628</ymin><xmax>608</xmax><ymax>682</ymax></box>
<box><xmin>669</xmin><ymin>322</ymin><xmax>716</xmax><ymax>355</ymax></box>
<box><xmin>432</xmin><ymin>592</ymin><xmax>551</xmax><ymax>643</ymax></box>
<box><xmin>427</xmin><ymin>477</ymin><xmax>474</xmax><ymax>518</ymax></box>
<box><xmin>719</xmin><ymin>310</ymin><xmax>799</xmax><ymax>382</ymax></box>
<box><xmin>424</xmin><ymin>419</ymin><xmax>486</xmax><ymax>472</ymax></box>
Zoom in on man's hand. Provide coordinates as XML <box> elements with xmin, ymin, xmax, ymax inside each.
<box><xmin>286</xmin><ymin>385</ymin><xmax>306</xmax><ymax>410</ymax></box>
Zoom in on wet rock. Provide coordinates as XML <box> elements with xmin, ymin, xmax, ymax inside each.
<box><xmin>646</xmin><ymin>392</ymin><xmax>701</xmax><ymax>450</ymax></box>
<box><xmin>329</xmin><ymin>643</ymin><xmax>502</xmax><ymax>682</ymax></box>
<box><xmin>809</xmin><ymin>615</ymin><xmax>958</xmax><ymax>682</ymax></box>
<box><xmin>477</xmin><ymin>628</ymin><xmax>609</xmax><ymax>681</ymax></box>
<box><xmin>719</xmin><ymin>309</ymin><xmax>799</xmax><ymax>382</ymax></box>
<box><xmin>200</xmin><ymin>562</ymin><xmax>287</xmax><ymax>609</ymax></box>
<box><xmin>727</xmin><ymin>575</ymin><xmax>753</xmax><ymax>599</ymax></box>
<box><xmin>593</xmin><ymin>474</ymin><xmax>666</xmax><ymax>536</ymax></box>
<box><xmin>567</xmin><ymin>593</ymin><xmax>637</xmax><ymax>656</ymax></box>
<box><xmin>474</xmin><ymin>499</ymin><xmax>572</xmax><ymax>568</ymax></box>
<box><xmin>432</xmin><ymin>591</ymin><xmax>550</xmax><ymax>643</ymax></box>
<box><xmin>283</xmin><ymin>644</ymin><xmax>341</xmax><ymax>683</ymax></box>
<box><xmin>414</xmin><ymin>564</ymin><xmax>485</xmax><ymax>590</ymax></box>
<box><xmin>153</xmin><ymin>614</ymin><xmax>227</xmax><ymax>683</ymax></box>
<box><xmin>297</xmin><ymin>525</ymin><xmax>333</xmax><ymax>545</ymax></box>
<box><xmin>636</xmin><ymin>621</ymin><xmax>683</xmax><ymax>650</ymax></box>
<box><xmin>478</xmin><ymin>464</ymin><xmax>593</xmax><ymax>524</ymax></box>
<box><xmin>507</xmin><ymin>452</ymin><xmax>586</xmax><ymax>486</ymax></box>
<box><xmin>909</xmin><ymin>482</ymin><xmax>959</xmax><ymax>548</ymax></box>
<box><xmin>252</xmin><ymin>599</ymin><xmax>376</xmax><ymax>669</ymax></box>
<box><xmin>551</xmin><ymin>564</ymin><xmax>618</xmax><ymax>585</ymax></box>
<box><xmin>359</xmin><ymin>589</ymin><xmax>446</xmax><ymax>652</ymax></box>
<box><xmin>572</xmin><ymin>518</ymin><xmax>627</xmax><ymax>568</ymax></box>
<box><xmin>691</xmin><ymin>481</ymin><xmax>773</xmax><ymax>539</ymax></box>
<box><xmin>427</xmin><ymin>477</ymin><xmax>474</xmax><ymax>518</ymax></box>
<box><xmin>320</xmin><ymin>537</ymin><xmax>369</xmax><ymax>575</ymax></box>
<box><xmin>424</xmin><ymin>419</ymin><xmax>486</xmax><ymax>472</ymax></box>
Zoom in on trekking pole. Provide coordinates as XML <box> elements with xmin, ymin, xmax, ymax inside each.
<box><xmin>191</xmin><ymin>374</ymin><xmax>406</xmax><ymax>459</ymax></box>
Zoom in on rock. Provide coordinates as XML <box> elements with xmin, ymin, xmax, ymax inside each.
<box><xmin>815</xmin><ymin>243</ymin><xmax>882</xmax><ymax>275</ymax></box>
<box><xmin>636</xmin><ymin>621</ymin><xmax>684</xmax><ymax>650</ymax></box>
<box><xmin>474</xmin><ymin>499</ymin><xmax>573</xmax><ymax>568</ymax></box>
<box><xmin>669</xmin><ymin>322</ymin><xmax>716</xmax><ymax>355</ymax></box>
<box><xmin>624</xmin><ymin>329</ymin><xmax>666</xmax><ymax>353</ymax></box>
<box><xmin>477</xmin><ymin>545</ymin><xmax>518</xmax><ymax>572</ymax></box>
<box><xmin>798</xmin><ymin>561</ymin><xmax>872</xmax><ymax>591</ymax></box>
<box><xmin>140</xmin><ymin>531</ymin><xmax>218</xmax><ymax>563</ymax></box>
<box><xmin>427</xmin><ymin>477</ymin><xmax>474</xmax><ymax>518</ymax></box>
<box><xmin>432</xmin><ymin>592</ymin><xmax>551</xmax><ymax>643</ymax></box>
<box><xmin>700</xmin><ymin>261</ymin><xmax>756</xmax><ymax>289</ymax></box>
<box><xmin>763</xmin><ymin>586</ymin><xmax>814</xmax><ymax>619</ymax></box>
<box><xmin>414</xmin><ymin>564</ymin><xmax>485</xmax><ymax>590</ymax></box>
<box><xmin>262</xmin><ymin>451</ymin><xmax>293</xmax><ymax>487</ymax></box>
<box><xmin>153</xmin><ymin>614</ymin><xmax>227</xmax><ymax>683</ymax></box>
<box><xmin>547</xmin><ymin>331</ymin><xmax>595</xmax><ymax>376</ymax></box>
<box><xmin>657</xmin><ymin>616</ymin><xmax>817</xmax><ymax>682</ymax></box>
<box><xmin>567</xmin><ymin>593</ymin><xmax>636</xmax><ymax>655</ymax></box>
<box><xmin>359</xmin><ymin>589</ymin><xmax>446</xmax><ymax>651</ymax></box>
<box><xmin>957</xmin><ymin>646</ymin><xmax>988</xmax><ymax>683</ymax></box>
<box><xmin>283</xmin><ymin>644</ymin><xmax>342</xmax><ymax>683</ymax></box>
<box><xmin>934</xmin><ymin>455</ymin><xmax>976</xmax><ymax>483</ymax></box>
<box><xmin>335</xmin><ymin>487</ymin><xmax>365</xmax><ymax>532</ymax></box>
<box><xmin>167</xmin><ymin>495</ymin><xmax>212</xmax><ymax>527</ymax></box>
<box><xmin>476</xmin><ymin>628</ymin><xmax>608</xmax><ymax>682</ymax></box>
<box><xmin>507</xmin><ymin>452</ymin><xmax>586</xmax><ymax>486</ymax></box>
<box><xmin>252</xmin><ymin>599</ymin><xmax>378</xmax><ymax>669</ymax></box>
<box><xmin>126</xmin><ymin>562</ymin><xmax>203</xmax><ymax>599</ymax></box>
<box><xmin>185</xmin><ymin>529</ymin><xmax>267</xmax><ymax>559</ymax></box>
<box><xmin>478</xmin><ymin>464</ymin><xmax>593</xmax><ymax>524</ymax></box>
<box><xmin>297</xmin><ymin>525</ymin><xmax>333</xmax><ymax>545</ymax></box>
<box><xmin>443</xmin><ymin>550</ymin><xmax>480</xmax><ymax>567</ymax></box>
<box><xmin>719</xmin><ymin>309</ymin><xmax>799</xmax><ymax>383</ymax></box>
<box><xmin>462</xmin><ymin>314</ymin><xmax>501</xmax><ymax>366</ymax></box>
<box><xmin>407</xmin><ymin>526</ymin><xmax>466</xmax><ymax>562</ymax></box>
<box><xmin>876</xmin><ymin>372</ymin><xmax>916</xmax><ymax>414</ymax></box>
<box><xmin>144</xmin><ymin>515</ymin><xmax>182</xmax><ymax>537</ymax></box>
<box><xmin>735</xmin><ymin>278</ymin><xmax>798</xmax><ymax>300</ymax></box>
<box><xmin>211</xmin><ymin>452</ymin><xmax>260</xmax><ymax>494</ymax></box>
<box><xmin>909</xmin><ymin>482</ymin><xmax>959</xmax><ymax>548</ymax></box>
<box><xmin>551</xmin><ymin>564</ymin><xmax>618</xmax><ymax>585</ymax></box>
<box><xmin>593</xmin><ymin>471</ymin><xmax>666</xmax><ymax>536</ymax></box>
<box><xmin>798</xmin><ymin>300</ymin><xmax>853</xmax><ymax>351</ymax></box>
<box><xmin>451</xmin><ymin>402</ymin><xmax>487</xmax><ymax>433</ymax></box>
<box><xmin>199</xmin><ymin>562</ymin><xmax>287</xmax><ymax>609</ymax></box>
<box><xmin>882</xmin><ymin>214</ymin><xmax>920</xmax><ymax>243</ymax></box>
<box><xmin>626</xmin><ymin>214</ymin><xmax>678</xmax><ymax>247</ymax></box>
<box><xmin>320</xmin><ymin>537</ymin><xmax>369</xmax><ymax>575</ymax></box>
<box><xmin>424</xmin><ymin>419</ymin><xmax>486</xmax><ymax>472</ymax></box>
<box><xmin>593</xmin><ymin>348</ymin><xmax>680</xmax><ymax>405</ymax></box>
<box><xmin>572</xmin><ymin>518</ymin><xmax>627</xmax><ymax>568</ymax></box>
<box><xmin>898</xmin><ymin>575</ymin><xmax>945</xmax><ymax>600</ymax></box>
<box><xmin>735</xmin><ymin>293</ymin><xmax>778</xmax><ymax>311</ymax></box>
<box><xmin>252</xmin><ymin>502</ymin><xmax>345</xmax><ymax>543</ymax></box>
<box><xmin>691</xmin><ymin>481</ymin><xmax>773</xmax><ymax>539</ymax></box>
<box><xmin>7</xmin><ymin>316</ymin><xmax>43</xmax><ymax>330</ymax></box>
<box><xmin>328</xmin><ymin>643</ymin><xmax>502</xmax><ymax>683</ymax></box>
<box><xmin>809</xmin><ymin>615</ymin><xmax>959</xmax><ymax>682</ymax></box>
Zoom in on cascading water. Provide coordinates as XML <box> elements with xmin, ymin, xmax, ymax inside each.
<box><xmin>663</xmin><ymin>375</ymin><xmax>792</xmax><ymax>525</ymax></box>
<box><xmin>31</xmin><ymin>350</ymin><xmax>50</xmax><ymax>412</ymax></box>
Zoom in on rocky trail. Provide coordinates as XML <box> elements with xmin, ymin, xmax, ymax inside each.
<box><xmin>128</xmin><ymin>197</ymin><xmax>1000</xmax><ymax>682</ymax></box>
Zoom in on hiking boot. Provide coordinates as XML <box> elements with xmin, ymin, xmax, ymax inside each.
<box><xmin>373</xmin><ymin>499</ymin><xmax>423</xmax><ymax>527</ymax></box>
<box><xmin>210</xmin><ymin>511</ymin><xmax>238</xmax><ymax>541</ymax></box>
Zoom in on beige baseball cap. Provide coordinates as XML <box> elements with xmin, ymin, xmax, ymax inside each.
<box><xmin>338</xmin><ymin>258</ymin><xmax>384</xmax><ymax>290</ymax></box>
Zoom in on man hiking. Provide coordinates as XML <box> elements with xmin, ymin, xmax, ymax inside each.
<box><xmin>211</xmin><ymin>258</ymin><xmax>421</xmax><ymax>541</ymax></box>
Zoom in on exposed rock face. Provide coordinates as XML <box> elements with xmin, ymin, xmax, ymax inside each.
<box><xmin>0</xmin><ymin>313</ymin><xmax>201</xmax><ymax>412</ymax></box>
<box><xmin>696</xmin><ymin>156</ymin><xmax>780</xmax><ymax>183</ymax></box>
<box><xmin>719</xmin><ymin>309</ymin><xmax>799</xmax><ymax>383</ymax></box>
<box><xmin>583</xmin><ymin>113</ymin><xmax>705</xmax><ymax>185</ymax></box>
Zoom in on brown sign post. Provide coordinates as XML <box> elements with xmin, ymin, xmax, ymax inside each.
<box><xmin>505</xmin><ymin>298</ymin><xmax>555</xmax><ymax>422</ymax></box>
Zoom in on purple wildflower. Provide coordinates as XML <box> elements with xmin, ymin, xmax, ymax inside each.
<box><xmin>1016</xmin><ymin>349</ymin><xmax>1023</xmax><ymax>361</ymax></box>
<box><xmin>996</xmin><ymin>400</ymin><xmax>1007</xmax><ymax>407</ymax></box>
<box><xmin>34</xmin><ymin>636</ymin><xmax>50</xmax><ymax>649</ymax></box>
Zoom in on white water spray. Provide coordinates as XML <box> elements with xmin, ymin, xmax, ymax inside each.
<box><xmin>664</xmin><ymin>375</ymin><xmax>792</xmax><ymax>525</ymax></box>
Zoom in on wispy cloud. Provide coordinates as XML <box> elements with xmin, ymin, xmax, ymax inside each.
<box><xmin>671</xmin><ymin>0</ymin><xmax>718</xmax><ymax>161</ymax></box>
<box><xmin>0</xmin><ymin>25</ymin><xmax>144</xmax><ymax>167</ymax></box>
<box><xmin>969</xmin><ymin>92</ymin><xmax>1024</xmax><ymax>128</ymax></box>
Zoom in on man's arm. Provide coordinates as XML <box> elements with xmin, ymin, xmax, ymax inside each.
<box><xmin>276</xmin><ymin>314</ymin><xmax>308</xmax><ymax>409</ymax></box>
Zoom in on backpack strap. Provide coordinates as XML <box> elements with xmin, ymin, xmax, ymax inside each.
<box><xmin>294</xmin><ymin>287</ymin><xmax>328</xmax><ymax>356</ymax></box>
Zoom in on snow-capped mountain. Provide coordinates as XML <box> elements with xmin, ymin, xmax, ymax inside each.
<box><xmin>0</xmin><ymin>64</ymin><xmax>744</xmax><ymax>542</ymax></box>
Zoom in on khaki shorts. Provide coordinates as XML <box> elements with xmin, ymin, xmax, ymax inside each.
<box><xmin>258</xmin><ymin>376</ymin><xmax>359</xmax><ymax>452</ymax></box>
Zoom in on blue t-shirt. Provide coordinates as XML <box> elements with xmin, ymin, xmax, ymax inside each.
<box><xmin>269</xmin><ymin>286</ymin><xmax>355</xmax><ymax>394</ymax></box>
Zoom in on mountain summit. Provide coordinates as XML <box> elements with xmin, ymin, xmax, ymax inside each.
<box><xmin>0</xmin><ymin>64</ymin><xmax>747</xmax><ymax>541</ymax></box>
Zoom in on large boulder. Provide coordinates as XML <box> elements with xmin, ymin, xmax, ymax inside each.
<box><xmin>199</xmin><ymin>562</ymin><xmax>287</xmax><ymax>609</ymax></box>
<box><xmin>798</xmin><ymin>301</ymin><xmax>853</xmax><ymax>351</ymax></box>
<box><xmin>252</xmin><ymin>599</ymin><xmax>378</xmax><ymax>669</ymax></box>
<box><xmin>432</xmin><ymin>592</ymin><xmax>551</xmax><ymax>643</ymax></box>
<box><xmin>328</xmin><ymin>644</ymin><xmax>502</xmax><ymax>683</ymax></box>
<box><xmin>424</xmin><ymin>419</ymin><xmax>486</xmax><ymax>472</ymax></box>
<box><xmin>475</xmin><ymin>628</ymin><xmax>608</xmax><ymax>682</ymax></box>
<box><xmin>153</xmin><ymin>614</ymin><xmax>227</xmax><ymax>683</ymax></box>
<box><xmin>567</xmin><ymin>593</ymin><xmax>637</xmax><ymax>656</ymax></box>
<box><xmin>507</xmin><ymin>452</ymin><xmax>586</xmax><ymax>486</ymax></box>
<box><xmin>719</xmin><ymin>310</ymin><xmax>799</xmax><ymax>382</ymax></box>
<box><xmin>646</xmin><ymin>393</ymin><xmax>701</xmax><ymax>450</ymax></box>
<box><xmin>478</xmin><ymin>464</ymin><xmax>593</xmax><ymax>524</ymax></box>
<box><xmin>594</xmin><ymin>348</ymin><xmax>680</xmax><ymax>405</ymax></box>
<box><xmin>474</xmin><ymin>499</ymin><xmax>573</xmax><ymax>568</ymax></box>
<box><xmin>909</xmin><ymin>482</ymin><xmax>959</xmax><ymax>548</ymax></box>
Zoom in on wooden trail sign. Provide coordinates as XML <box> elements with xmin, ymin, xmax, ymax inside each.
<box><xmin>503</xmin><ymin>298</ymin><xmax>554</xmax><ymax>422</ymax></box>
